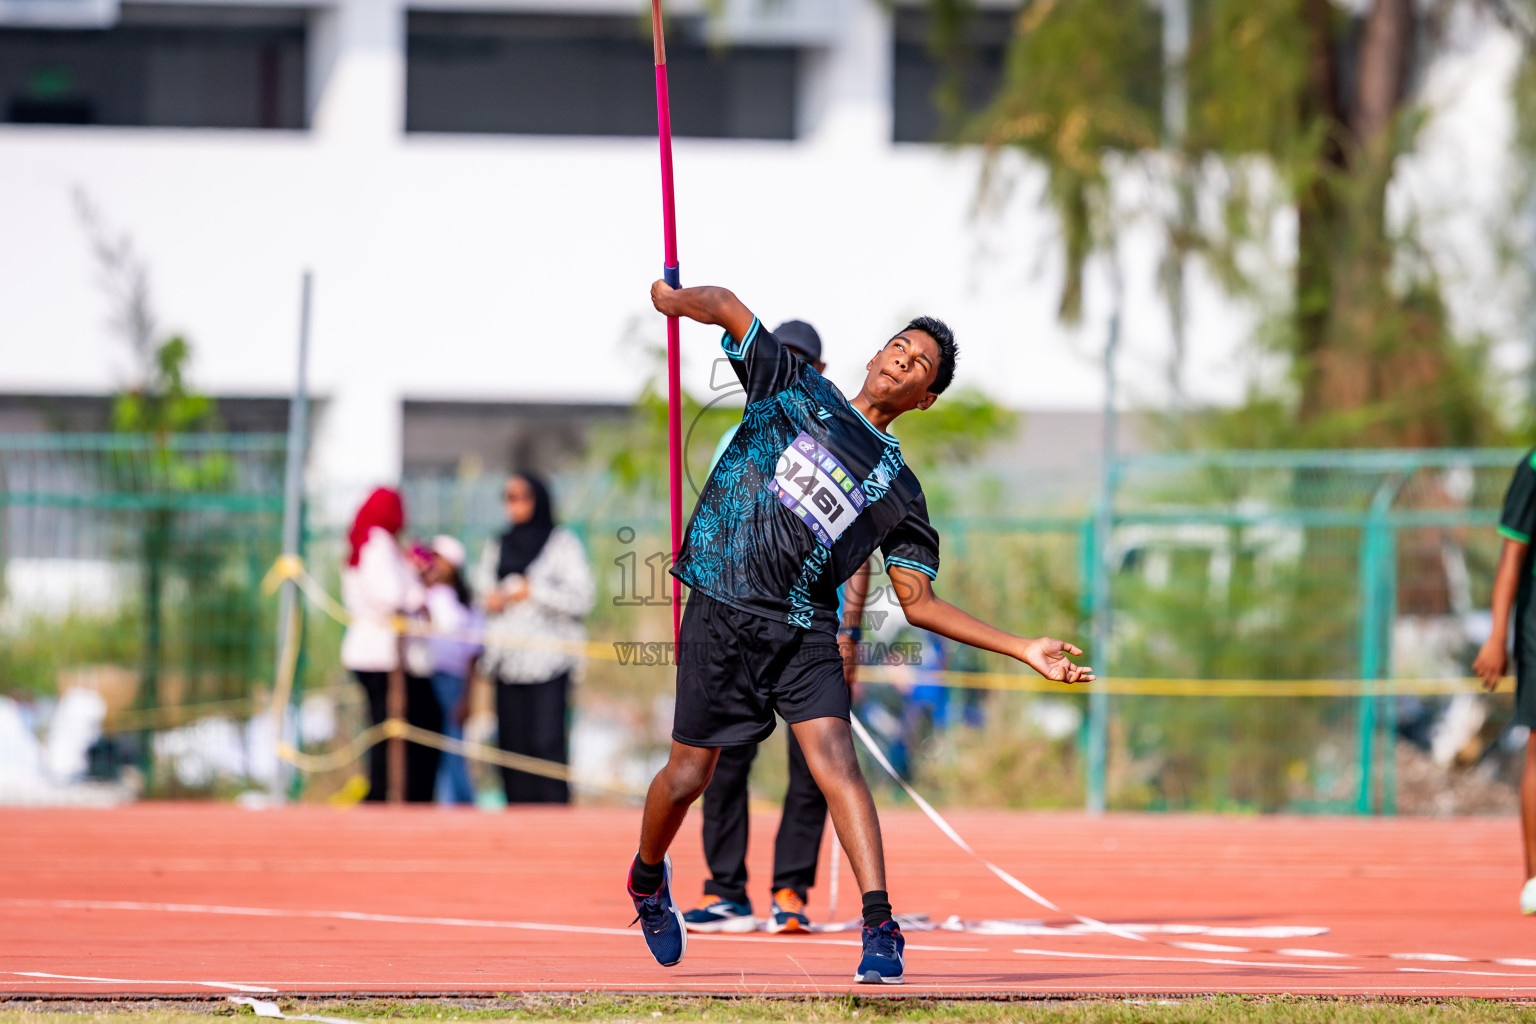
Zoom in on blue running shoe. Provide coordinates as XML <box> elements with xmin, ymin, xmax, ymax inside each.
<box><xmin>628</xmin><ymin>853</ymin><xmax>687</xmax><ymax>967</ymax></box>
<box><xmin>854</xmin><ymin>919</ymin><xmax>905</xmax><ymax>984</ymax></box>
<box><xmin>683</xmin><ymin>894</ymin><xmax>757</xmax><ymax>933</ymax></box>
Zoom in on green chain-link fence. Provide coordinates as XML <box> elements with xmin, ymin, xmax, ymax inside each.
<box><xmin>1094</xmin><ymin>449</ymin><xmax>1521</xmax><ymax>814</ymax></box>
<box><xmin>1</xmin><ymin>435</ymin><xmax>1525</xmax><ymax>811</ymax></box>
<box><xmin>0</xmin><ymin>434</ymin><xmax>286</xmax><ymax>796</ymax></box>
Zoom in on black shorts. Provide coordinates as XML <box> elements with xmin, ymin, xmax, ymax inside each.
<box><xmin>1517</xmin><ymin>655</ymin><xmax>1536</xmax><ymax>728</ymax></box>
<box><xmin>672</xmin><ymin>591</ymin><xmax>850</xmax><ymax>747</ymax></box>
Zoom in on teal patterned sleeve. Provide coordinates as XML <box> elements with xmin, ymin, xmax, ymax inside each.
<box><xmin>722</xmin><ymin>319</ymin><xmax>801</xmax><ymax>404</ymax></box>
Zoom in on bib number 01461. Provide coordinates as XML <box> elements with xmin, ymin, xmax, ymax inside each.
<box><xmin>768</xmin><ymin>432</ymin><xmax>866</xmax><ymax>548</ymax></box>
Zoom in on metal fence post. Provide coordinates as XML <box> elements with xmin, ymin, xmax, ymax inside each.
<box><xmin>1087</xmin><ymin>311</ymin><xmax>1120</xmax><ymax>815</ymax></box>
<box><xmin>274</xmin><ymin>271</ymin><xmax>312</xmax><ymax>797</ymax></box>
<box><xmin>1355</xmin><ymin>520</ymin><xmax>1380</xmax><ymax>815</ymax></box>
<box><xmin>1379</xmin><ymin>521</ymin><xmax>1398</xmax><ymax>815</ymax></box>
<box><xmin>1356</xmin><ymin>476</ymin><xmax>1402</xmax><ymax>814</ymax></box>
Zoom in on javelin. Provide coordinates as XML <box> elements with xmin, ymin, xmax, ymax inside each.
<box><xmin>651</xmin><ymin>0</ymin><xmax>683</xmax><ymax>642</ymax></box>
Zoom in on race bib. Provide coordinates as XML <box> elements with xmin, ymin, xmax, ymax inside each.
<box><xmin>768</xmin><ymin>432</ymin><xmax>866</xmax><ymax>548</ymax></box>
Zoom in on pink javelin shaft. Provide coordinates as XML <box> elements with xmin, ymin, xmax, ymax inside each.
<box><xmin>652</xmin><ymin>0</ymin><xmax>682</xmax><ymax>643</ymax></box>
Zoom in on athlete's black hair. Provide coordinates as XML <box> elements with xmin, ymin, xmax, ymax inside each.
<box><xmin>898</xmin><ymin>316</ymin><xmax>957</xmax><ymax>396</ymax></box>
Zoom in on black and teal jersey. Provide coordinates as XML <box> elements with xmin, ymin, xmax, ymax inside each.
<box><xmin>672</xmin><ymin>318</ymin><xmax>940</xmax><ymax>635</ymax></box>
<box><xmin>1499</xmin><ymin>448</ymin><xmax>1536</xmax><ymax>669</ymax></box>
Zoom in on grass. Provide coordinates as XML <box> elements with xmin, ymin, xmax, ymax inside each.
<box><xmin>3</xmin><ymin>995</ymin><xmax>1536</xmax><ymax>1024</ymax></box>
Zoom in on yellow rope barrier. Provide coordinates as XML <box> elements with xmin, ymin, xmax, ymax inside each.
<box><xmin>857</xmin><ymin>666</ymin><xmax>1516</xmax><ymax>698</ymax></box>
<box><xmin>259</xmin><ymin>558</ymin><xmax>645</xmax><ymax>797</ymax></box>
<box><xmin>273</xmin><ymin>719</ymin><xmax>646</xmax><ymax>799</ymax></box>
<box><xmin>265</xmin><ymin>553</ymin><xmax>1517</xmax><ymax>699</ymax></box>
<box><xmin>107</xmin><ymin>553</ymin><xmax>1516</xmax><ymax>803</ymax></box>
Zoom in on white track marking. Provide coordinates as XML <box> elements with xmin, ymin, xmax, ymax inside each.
<box><xmin>229</xmin><ymin>996</ymin><xmax>362</xmax><ymax>1024</ymax></box>
<box><xmin>0</xmin><ymin>898</ymin><xmax>982</xmax><ymax>954</ymax></box>
<box><xmin>7</xmin><ymin>972</ymin><xmax>274</xmax><ymax>993</ymax></box>
<box><xmin>4</xmin><ymin>898</ymin><xmax>635</xmax><ymax>936</ymax></box>
<box><xmin>1013</xmin><ymin>948</ymin><xmax>1358</xmax><ymax>971</ymax></box>
<box><xmin>851</xmin><ymin>714</ymin><xmax>1145</xmax><ymax>944</ymax></box>
<box><xmin>938</xmin><ymin>920</ymin><xmax>1329</xmax><ymax>938</ymax></box>
<box><xmin>12</xmin><ymin>897</ymin><xmax>1530</xmax><ymax>979</ymax></box>
<box><xmin>1196</xmin><ymin>927</ymin><xmax>1329</xmax><ymax>938</ymax></box>
<box><xmin>1390</xmin><ymin>953</ymin><xmax>1471</xmax><ymax>962</ymax></box>
<box><xmin>1398</xmin><ymin>967</ymin><xmax>1536</xmax><ymax>979</ymax></box>
<box><xmin>5</xmin><ymin>897</ymin><xmax>1323</xmax><ymax>946</ymax></box>
<box><xmin>5</xmin><ymin>973</ymin><xmax>1532</xmax><ymax>995</ymax></box>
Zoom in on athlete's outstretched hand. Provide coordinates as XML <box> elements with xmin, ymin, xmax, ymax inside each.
<box><xmin>1019</xmin><ymin>638</ymin><xmax>1094</xmax><ymax>685</ymax></box>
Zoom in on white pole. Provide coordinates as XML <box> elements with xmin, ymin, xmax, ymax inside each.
<box><xmin>272</xmin><ymin>270</ymin><xmax>312</xmax><ymax>796</ymax></box>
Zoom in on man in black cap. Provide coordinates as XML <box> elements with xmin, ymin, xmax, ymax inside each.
<box><xmin>685</xmin><ymin>319</ymin><xmax>871</xmax><ymax>935</ymax></box>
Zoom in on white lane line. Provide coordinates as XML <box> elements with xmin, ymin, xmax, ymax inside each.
<box><xmin>1013</xmin><ymin>948</ymin><xmax>1357</xmax><ymax>971</ymax></box>
<box><xmin>1168</xmin><ymin>942</ymin><xmax>1252</xmax><ymax>953</ymax></box>
<box><xmin>0</xmin><ymin>898</ymin><xmax>984</xmax><ymax>954</ymax></box>
<box><xmin>3</xmin><ymin>899</ymin><xmax>635</xmax><ymax>937</ymax></box>
<box><xmin>1390</xmin><ymin>953</ymin><xmax>1471</xmax><ymax>962</ymax></box>
<box><xmin>938</xmin><ymin>921</ymin><xmax>1330</xmax><ymax>938</ymax></box>
<box><xmin>1197</xmin><ymin>927</ymin><xmax>1330</xmax><ymax>938</ymax></box>
<box><xmin>7</xmin><ymin>972</ymin><xmax>275</xmax><ymax>993</ymax></box>
<box><xmin>1496</xmin><ymin>958</ymin><xmax>1536</xmax><ymax>967</ymax></box>
<box><xmin>1398</xmin><ymin>967</ymin><xmax>1536</xmax><ymax>979</ymax></box>
<box><xmin>1276</xmin><ymin>948</ymin><xmax>1351</xmax><ymax>958</ymax></box>
<box><xmin>8</xmin><ymin>975</ymin><xmax>1533</xmax><ymax>994</ymax></box>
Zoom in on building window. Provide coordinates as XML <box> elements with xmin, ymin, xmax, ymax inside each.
<box><xmin>406</xmin><ymin>13</ymin><xmax>797</xmax><ymax>140</ymax></box>
<box><xmin>0</xmin><ymin>4</ymin><xmax>305</xmax><ymax>129</ymax></box>
<box><xmin>892</xmin><ymin>9</ymin><xmax>1012</xmax><ymax>144</ymax></box>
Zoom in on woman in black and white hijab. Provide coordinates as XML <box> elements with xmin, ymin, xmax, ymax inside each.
<box><xmin>474</xmin><ymin>473</ymin><xmax>594</xmax><ymax>804</ymax></box>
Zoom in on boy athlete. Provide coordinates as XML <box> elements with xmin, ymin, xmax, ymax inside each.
<box><xmin>627</xmin><ymin>281</ymin><xmax>1093</xmax><ymax>983</ymax></box>
<box><xmin>687</xmin><ymin>319</ymin><xmax>862</xmax><ymax>936</ymax></box>
<box><xmin>1473</xmin><ymin>448</ymin><xmax>1536</xmax><ymax>914</ymax></box>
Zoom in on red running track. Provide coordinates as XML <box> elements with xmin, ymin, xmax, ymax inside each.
<box><xmin>1</xmin><ymin>805</ymin><xmax>1533</xmax><ymax>999</ymax></box>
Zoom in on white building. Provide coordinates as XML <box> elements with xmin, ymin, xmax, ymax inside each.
<box><xmin>0</xmin><ymin>0</ymin><xmax>1522</xmax><ymax>495</ymax></box>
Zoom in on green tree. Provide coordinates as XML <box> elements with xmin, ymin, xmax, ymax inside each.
<box><xmin>75</xmin><ymin>189</ymin><xmax>218</xmax><ymax>438</ymax></box>
<box><xmin>75</xmin><ymin>194</ymin><xmax>259</xmax><ymax>767</ymax></box>
<box><xmin>928</xmin><ymin>0</ymin><xmax>1512</xmax><ymax>448</ymax></box>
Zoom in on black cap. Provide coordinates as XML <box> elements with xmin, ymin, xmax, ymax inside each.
<box><xmin>773</xmin><ymin>320</ymin><xmax>822</xmax><ymax>364</ymax></box>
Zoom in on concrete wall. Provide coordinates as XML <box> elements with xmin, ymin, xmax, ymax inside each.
<box><xmin>1</xmin><ymin>0</ymin><xmax>1520</xmax><ymax>506</ymax></box>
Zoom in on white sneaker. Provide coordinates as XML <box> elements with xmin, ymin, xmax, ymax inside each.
<box><xmin>1520</xmin><ymin>878</ymin><xmax>1536</xmax><ymax>915</ymax></box>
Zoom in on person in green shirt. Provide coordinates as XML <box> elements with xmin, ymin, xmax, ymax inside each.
<box><xmin>1474</xmin><ymin>448</ymin><xmax>1536</xmax><ymax>914</ymax></box>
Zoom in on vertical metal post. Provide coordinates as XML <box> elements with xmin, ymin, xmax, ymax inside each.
<box><xmin>1355</xmin><ymin>477</ymin><xmax>1400</xmax><ymax>814</ymax></box>
<box><xmin>1161</xmin><ymin>0</ymin><xmax>1189</xmax><ymax>142</ymax></box>
<box><xmin>1077</xmin><ymin>517</ymin><xmax>1096</xmax><ymax>625</ymax></box>
<box><xmin>387</xmin><ymin>664</ymin><xmax>406</xmax><ymax>804</ymax></box>
<box><xmin>1087</xmin><ymin>310</ymin><xmax>1120</xmax><ymax>815</ymax></box>
<box><xmin>276</xmin><ymin>272</ymin><xmax>312</xmax><ymax>673</ymax></box>
<box><xmin>1160</xmin><ymin>0</ymin><xmax>1191</xmax><ymax>404</ymax></box>
<box><xmin>1379</xmin><ymin>524</ymin><xmax>1398</xmax><ymax>815</ymax></box>
<box><xmin>274</xmin><ymin>271</ymin><xmax>311</xmax><ymax>794</ymax></box>
<box><xmin>1354</xmin><ymin>522</ymin><xmax>1380</xmax><ymax>815</ymax></box>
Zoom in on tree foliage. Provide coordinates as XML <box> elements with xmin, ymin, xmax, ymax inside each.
<box><xmin>933</xmin><ymin>0</ymin><xmax>1515</xmax><ymax>448</ymax></box>
<box><xmin>74</xmin><ymin>188</ymin><xmax>218</xmax><ymax>438</ymax></box>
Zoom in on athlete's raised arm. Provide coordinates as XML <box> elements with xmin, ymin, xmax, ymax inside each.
<box><xmin>887</xmin><ymin>565</ymin><xmax>1094</xmax><ymax>685</ymax></box>
<box><xmin>651</xmin><ymin>281</ymin><xmax>756</xmax><ymax>342</ymax></box>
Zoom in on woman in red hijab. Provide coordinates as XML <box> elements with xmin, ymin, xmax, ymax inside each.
<box><xmin>340</xmin><ymin>487</ymin><xmax>442</xmax><ymax>802</ymax></box>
